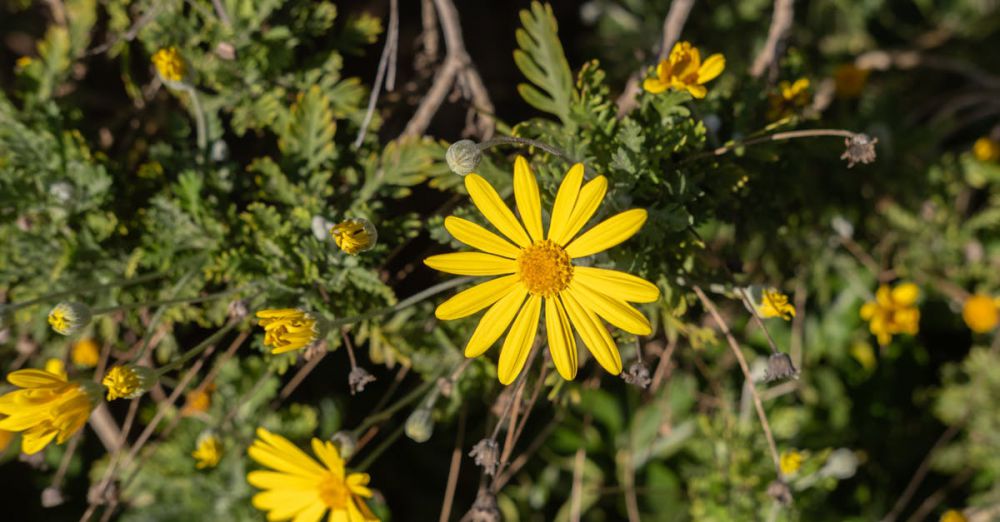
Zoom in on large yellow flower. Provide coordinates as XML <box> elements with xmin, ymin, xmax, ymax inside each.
<box><xmin>0</xmin><ymin>368</ymin><xmax>100</xmax><ymax>454</ymax></box>
<box><xmin>642</xmin><ymin>41</ymin><xmax>725</xmax><ymax>99</ymax></box>
<box><xmin>859</xmin><ymin>283</ymin><xmax>920</xmax><ymax>346</ymax></box>
<box><xmin>247</xmin><ymin>427</ymin><xmax>378</xmax><ymax>522</ymax></box>
<box><xmin>425</xmin><ymin>157</ymin><xmax>660</xmax><ymax>384</ymax></box>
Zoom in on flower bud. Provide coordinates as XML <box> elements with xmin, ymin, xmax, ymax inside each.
<box><xmin>405</xmin><ymin>407</ymin><xmax>435</xmax><ymax>443</ymax></box>
<box><xmin>446</xmin><ymin>140</ymin><xmax>482</xmax><ymax>176</ymax></box>
<box><xmin>330</xmin><ymin>431</ymin><xmax>357</xmax><ymax>460</ymax></box>
<box><xmin>48</xmin><ymin>302</ymin><xmax>92</xmax><ymax>336</ymax></box>
<box><xmin>765</xmin><ymin>353</ymin><xmax>799</xmax><ymax>382</ymax></box>
<box><xmin>102</xmin><ymin>364</ymin><xmax>157</xmax><ymax>400</ymax></box>
<box><xmin>152</xmin><ymin>47</ymin><xmax>186</xmax><ymax>85</ymax></box>
<box><xmin>330</xmin><ymin>218</ymin><xmax>377</xmax><ymax>254</ymax></box>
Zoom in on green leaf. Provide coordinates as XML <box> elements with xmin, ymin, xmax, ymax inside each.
<box><xmin>513</xmin><ymin>2</ymin><xmax>574</xmax><ymax>128</ymax></box>
<box><xmin>278</xmin><ymin>86</ymin><xmax>337</xmax><ymax>172</ymax></box>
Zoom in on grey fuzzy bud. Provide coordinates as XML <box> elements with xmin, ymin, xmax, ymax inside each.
<box><xmin>405</xmin><ymin>407</ymin><xmax>435</xmax><ymax>443</ymax></box>
<box><xmin>622</xmin><ymin>362</ymin><xmax>652</xmax><ymax>389</ymax></box>
<box><xmin>469</xmin><ymin>438</ymin><xmax>500</xmax><ymax>476</ymax></box>
<box><xmin>348</xmin><ymin>367</ymin><xmax>376</xmax><ymax>395</ymax></box>
<box><xmin>446</xmin><ymin>140</ymin><xmax>482</xmax><ymax>176</ymax></box>
<box><xmin>41</xmin><ymin>487</ymin><xmax>65</xmax><ymax>507</ymax></box>
<box><xmin>330</xmin><ymin>431</ymin><xmax>357</xmax><ymax>460</ymax></box>
<box><xmin>841</xmin><ymin>134</ymin><xmax>878</xmax><ymax>168</ymax></box>
<box><xmin>765</xmin><ymin>353</ymin><xmax>799</xmax><ymax>382</ymax></box>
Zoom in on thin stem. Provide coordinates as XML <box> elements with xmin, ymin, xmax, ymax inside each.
<box><xmin>133</xmin><ymin>268</ymin><xmax>200</xmax><ymax>362</ymax></box>
<box><xmin>155</xmin><ymin>320</ymin><xmax>241</xmax><ymax>376</ymax></box>
<box><xmin>438</xmin><ymin>405</ymin><xmax>467</xmax><ymax>522</ymax></box>
<box><xmin>328</xmin><ymin>277</ymin><xmax>471</xmax><ymax>329</ymax></box>
<box><xmin>91</xmin><ymin>284</ymin><xmax>252</xmax><ymax>316</ymax></box>
<box><xmin>684</xmin><ymin>128</ymin><xmax>859</xmax><ymax>163</ymax></box>
<box><xmin>478</xmin><ymin>136</ymin><xmax>578</xmax><ymax>165</ymax></box>
<box><xmin>881</xmin><ymin>423</ymin><xmax>963</xmax><ymax>522</ymax></box>
<box><xmin>351</xmin><ymin>376</ymin><xmax>438</xmax><ymax>437</ymax></box>
<box><xmin>180</xmin><ymin>83</ymin><xmax>207</xmax><ymax>152</ymax></box>
<box><xmin>736</xmin><ymin>288</ymin><xmax>781</xmax><ymax>355</ymax></box>
<box><xmin>694</xmin><ymin>286</ymin><xmax>784</xmax><ymax>480</ymax></box>
<box><xmin>2</xmin><ymin>271</ymin><xmax>165</xmax><ymax>312</ymax></box>
<box><xmin>354</xmin><ymin>422</ymin><xmax>406</xmax><ymax>472</ymax></box>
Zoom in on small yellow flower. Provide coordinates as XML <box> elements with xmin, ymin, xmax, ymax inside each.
<box><xmin>192</xmin><ymin>433</ymin><xmax>223</xmax><ymax>469</ymax></box>
<box><xmin>859</xmin><ymin>283</ymin><xmax>920</xmax><ymax>346</ymax></box>
<box><xmin>71</xmin><ymin>339</ymin><xmax>101</xmax><ymax>368</ymax></box>
<box><xmin>425</xmin><ymin>156</ymin><xmax>659</xmax><ymax>384</ymax></box>
<box><xmin>48</xmin><ymin>302</ymin><xmax>92</xmax><ymax>336</ymax></box>
<box><xmin>44</xmin><ymin>358</ymin><xmax>67</xmax><ymax>378</ymax></box>
<box><xmin>152</xmin><ymin>47</ymin><xmax>186</xmax><ymax>83</ymax></box>
<box><xmin>331</xmin><ymin>218</ymin><xmax>378</xmax><ymax>254</ymax></box>
<box><xmin>940</xmin><ymin>509</ymin><xmax>967</xmax><ymax>522</ymax></box>
<box><xmin>779</xmin><ymin>450</ymin><xmax>804</xmax><ymax>475</ymax></box>
<box><xmin>962</xmin><ymin>294</ymin><xmax>998</xmax><ymax>333</ymax></box>
<box><xmin>0</xmin><ymin>368</ymin><xmax>100</xmax><ymax>454</ymax></box>
<box><xmin>247</xmin><ymin>428</ymin><xmax>379</xmax><ymax>521</ymax></box>
<box><xmin>256</xmin><ymin>309</ymin><xmax>322</xmax><ymax>354</ymax></box>
<box><xmin>102</xmin><ymin>365</ymin><xmax>156</xmax><ymax>401</ymax></box>
<box><xmin>973</xmin><ymin>137</ymin><xmax>1000</xmax><ymax>162</ymax></box>
<box><xmin>182</xmin><ymin>384</ymin><xmax>215</xmax><ymax>416</ymax></box>
<box><xmin>768</xmin><ymin>78</ymin><xmax>812</xmax><ymax>121</ymax></box>
<box><xmin>834</xmin><ymin>64</ymin><xmax>869</xmax><ymax>98</ymax></box>
<box><xmin>759</xmin><ymin>289</ymin><xmax>796</xmax><ymax>320</ymax></box>
<box><xmin>850</xmin><ymin>341</ymin><xmax>877</xmax><ymax>371</ymax></box>
<box><xmin>642</xmin><ymin>41</ymin><xmax>725</xmax><ymax>99</ymax></box>
<box><xmin>15</xmin><ymin>56</ymin><xmax>33</xmax><ymax>69</ymax></box>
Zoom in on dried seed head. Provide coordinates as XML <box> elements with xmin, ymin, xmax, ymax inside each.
<box><xmin>767</xmin><ymin>479</ymin><xmax>793</xmax><ymax>505</ymax></box>
<box><xmin>227</xmin><ymin>299</ymin><xmax>249</xmax><ymax>321</ymax></box>
<box><xmin>841</xmin><ymin>133</ymin><xmax>878</xmax><ymax>168</ymax></box>
<box><xmin>460</xmin><ymin>485</ymin><xmax>501</xmax><ymax>522</ymax></box>
<box><xmin>469</xmin><ymin>438</ymin><xmax>500</xmax><ymax>476</ymax></box>
<box><xmin>622</xmin><ymin>361</ymin><xmax>652</xmax><ymax>389</ymax></box>
<box><xmin>348</xmin><ymin>366</ymin><xmax>376</xmax><ymax>395</ymax></box>
<box><xmin>446</xmin><ymin>140</ymin><xmax>482</xmax><ymax>176</ymax></box>
<box><xmin>765</xmin><ymin>353</ymin><xmax>799</xmax><ymax>382</ymax></box>
<box><xmin>41</xmin><ymin>486</ymin><xmax>65</xmax><ymax>507</ymax></box>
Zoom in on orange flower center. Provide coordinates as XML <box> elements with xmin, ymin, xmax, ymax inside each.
<box><xmin>318</xmin><ymin>473</ymin><xmax>349</xmax><ymax>509</ymax></box>
<box><xmin>517</xmin><ymin>240</ymin><xmax>573</xmax><ymax>297</ymax></box>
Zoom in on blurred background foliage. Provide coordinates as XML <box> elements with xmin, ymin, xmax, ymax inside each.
<box><xmin>1</xmin><ymin>0</ymin><xmax>1000</xmax><ymax>520</ymax></box>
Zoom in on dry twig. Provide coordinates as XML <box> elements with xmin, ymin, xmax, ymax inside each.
<box><xmin>750</xmin><ymin>0</ymin><xmax>795</xmax><ymax>79</ymax></box>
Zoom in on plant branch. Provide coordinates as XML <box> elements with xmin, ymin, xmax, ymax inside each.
<box><xmin>750</xmin><ymin>0</ymin><xmax>795</xmax><ymax>79</ymax></box>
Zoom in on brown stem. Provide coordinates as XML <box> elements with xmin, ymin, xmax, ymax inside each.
<box><xmin>684</xmin><ymin>128</ymin><xmax>859</xmax><ymax>163</ymax></box>
<box><xmin>438</xmin><ymin>405</ymin><xmax>467</xmax><ymax>522</ymax></box>
<box><xmin>881</xmin><ymin>423</ymin><xmax>963</xmax><ymax>522</ymax></box>
<box><xmin>750</xmin><ymin>0</ymin><xmax>795</xmax><ymax>79</ymax></box>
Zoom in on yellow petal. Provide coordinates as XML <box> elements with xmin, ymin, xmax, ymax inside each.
<box><xmin>559</xmin><ymin>176</ymin><xmax>608</xmax><ymax>246</ymax></box>
<box><xmin>444</xmin><ymin>216</ymin><xmax>520</xmax><ymax>258</ymax></box>
<box><xmin>891</xmin><ymin>283</ymin><xmax>919</xmax><ymax>306</ymax></box>
<box><xmin>565</xmin><ymin>209</ymin><xmax>647</xmax><ymax>258</ymax></box>
<box><xmin>465</xmin><ymin>174</ymin><xmax>531</xmax><ymax>247</ymax></box>
<box><xmin>7</xmin><ymin>369</ymin><xmax>66</xmax><ymax>388</ymax></box>
<box><xmin>310</xmin><ymin>438</ymin><xmax>344</xmax><ymax>476</ymax></box>
<box><xmin>560</xmin><ymin>291</ymin><xmax>622</xmax><ymax>375</ymax></box>
<box><xmin>21</xmin><ymin>429</ymin><xmax>58</xmax><ymax>455</ymax></box>
<box><xmin>546</xmin><ymin>297</ymin><xmax>578</xmax><ymax>380</ymax></box>
<box><xmin>424</xmin><ymin>252</ymin><xmax>517</xmax><ymax>276</ymax></box>
<box><xmin>697</xmin><ymin>54</ymin><xmax>725</xmax><ymax>83</ymax></box>
<box><xmin>567</xmin><ymin>282</ymin><xmax>652</xmax><ymax>335</ymax></box>
<box><xmin>547</xmin><ymin>163</ymin><xmax>584</xmax><ymax>242</ymax></box>
<box><xmin>291</xmin><ymin>502</ymin><xmax>326</xmax><ymax>522</ymax></box>
<box><xmin>465</xmin><ymin>285</ymin><xmax>528</xmax><ymax>357</ymax></box>
<box><xmin>248</xmin><ymin>471</ymin><xmax>320</xmax><ymax>490</ymax></box>
<box><xmin>573</xmin><ymin>266</ymin><xmax>660</xmax><ymax>303</ymax></box>
<box><xmin>513</xmin><ymin>156</ymin><xmax>544</xmax><ymax>241</ymax></box>
<box><xmin>435</xmin><ymin>275</ymin><xmax>519</xmax><ymax>320</ymax></box>
<box><xmin>686</xmin><ymin>84</ymin><xmax>707</xmax><ymax>99</ymax></box>
<box><xmin>498</xmin><ymin>295</ymin><xmax>541</xmax><ymax>385</ymax></box>
<box><xmin>642</xmin><ymin>77</ymin><xmax>668</xmax><ymax>94</ymax></box>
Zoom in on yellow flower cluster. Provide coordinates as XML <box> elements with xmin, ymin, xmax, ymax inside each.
<box><xmin>768</xmin><ymin>78</ymin><xmax>811</xmax><ymax>121</ymax></box>
<box><xmin>256</xmin><ymin>308</ymin><xmax>322</xmax><ymax>354</ymax></box>
<box><xmin>859</xmin><ymin>283</ymin><xmax>920</xmax><ymax>346</ymax></box>
<box><xmin>642</xmin><ymin>41</ymin><xmax>725</xmax><ymax>99</ymax></box>
<box><xmin>779</xmin><ymin>450</ymin><xmax>803</xmax><ymax>475</ymax></box>
<box><xmin>152</xmin><ymin>47</ymin><xmax>186</xmax><ymax>82</ymax></box>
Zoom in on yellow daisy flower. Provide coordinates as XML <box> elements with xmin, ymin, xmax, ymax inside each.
<box><xmin>962</xmin><ymin>294</ymin><xmax>998</xmax><ymax>333</ymax></box>
<box><xmin>973</xmin><ymin>137</ymin><xmax>1000</xmax><ymax>162</ymax></box>
<box><xmin>0</xmin><ymin>368</ymin><xmax>100</xmax><ymax>454</ymax></box>
<box><xmin>182</xmin><ymin>384</ymin><xmax>215</xmax><ymax>416</ymax></box>
<box><xmin>940</xmin><ymin>509</ymin><xmax>967</xmax><ymax>522</ymax></box>
<box><xmin>759</xmin><ymin>289</ymin><xmax>796</xmax><ymax>320</ymax></box>
<box><xmin>247</xmin><ymin>427</ymin><xmax>379</xmax><ymax>522</ymax></box>
<box><xmin>642</xmin><ymin>41</ymin><xmax>725</xmax><ymax>99</ymax></box>
<box><xmin>192</xmin><ymin>433</ymin><xmax>223</xmax><ymax>469</ymax></box>
<box><xmin>331</xmin><ymin>218</ymin><xmax>378</xmax><ymax>255</ymax></box>
<box><xmin>256</xmin><ymin>309</ymin><xmax>322</xmax><ymax>354</ymax></box>
<box><xmin>425</xmin><ymin>157</ymin><xmax>660</xmax><ymax>384</ymax></box>
<box><xmin>71</xmin><ymin>338</ymin><xmax>101</xmax><ymax>367</ymax></box>
<box><xmin>102</xmin><ymin>365</ymin><xmax>157</xmax><ymax>401</ymax></box>
<box><xmin>859</xmin><ymin>282</ymin><xmax>920</xmax><ymax>346</ymax></box>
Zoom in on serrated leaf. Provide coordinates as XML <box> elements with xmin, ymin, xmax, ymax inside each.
<box><xmin>278</xmin><ymin>86</ymin><xmax>337</xmax><ymax>172</ymax></box>
<box><xmin>513</xmin><ymin>2</ymin><xmax>574</xmax><ymax>128</ymax></box>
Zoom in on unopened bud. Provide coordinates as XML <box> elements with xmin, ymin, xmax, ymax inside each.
<box><xmin>48</xmin><ymin>302</ymin><xmax>92</xmax><ymax>336</ymax></box>
<box><xmin>102</xmin><ymin>364</ymin><xmax>157</xmax><ymax>400</ymax></box>
<box><xmin>405</xmin><ymin>407</ymin><xmax>435</xmax><ymax>443</ymax></box>
<box><xmin>446</xmin><ymin>140</ymin><xmax>482</xmax><ymax>176</ymax></box>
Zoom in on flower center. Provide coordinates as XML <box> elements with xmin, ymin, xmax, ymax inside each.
<box><xmin>517</xmin><ymin>240</ymin><xmax>573</xmax><ymax>297</ymax></box>
<box><xmin>318</xmin><ymin>473</ymin><xmax>349</xmax><ymax>509</ymax></box>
